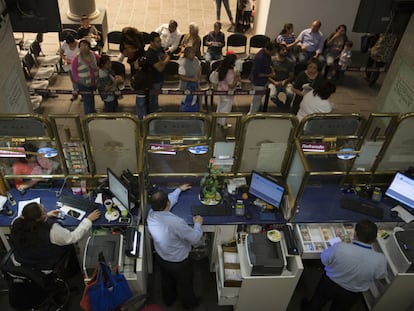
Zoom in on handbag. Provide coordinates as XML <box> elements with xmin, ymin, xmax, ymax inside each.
<box><xmin>80</xmin><ymin>268</ymin><xmax>99</xmax><ymax>311</ymax></box>
<box><xmin>87</xmin><ymin>262</ymin><xmax>133</xmax><ymax>311</ymax></box>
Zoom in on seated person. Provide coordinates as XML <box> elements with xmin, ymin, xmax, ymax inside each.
<box><xmin>77</xmin><ymin>15</ymin><xmax>102</xmax><ymax>51</ymax></box>
<box><xmin>11</xmin><ymin>202</ymin><xmax>100</xmax><ymax>270</ymax></box>
<box><xmin>180</xmin><ymin>22</ymin><xmax>202</xmax><ymax>59</ymax></box>
<box><xmin>155</xmin><ymin>20</ymin><xmax>182</xmax><ymax>55</ymax></box>
<box><xmin>12</xmin><ymin>143</ymin><xmax>57</xmax><ymax>192</ymax></box>
<box><xmin>204</xmin><ymin>22</ymin><xmax>225</xmax><ymax>63</ymax></box>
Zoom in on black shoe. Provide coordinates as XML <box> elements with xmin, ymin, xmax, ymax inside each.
<box><xmin>183</xmin><ymin>296</ymin><xmax>201</xmax><ymax>309</ymax></box>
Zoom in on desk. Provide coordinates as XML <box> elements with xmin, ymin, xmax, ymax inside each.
<box><xmin>0</xmin><ymin>188</ymin><xmax>138</xmax><ymax>227</ymax></box>
<box><xmin>294</xmin><ymin>183</ymin><xmax>398</xmax><ymax>223</ymax></box>
<box><xmin>165</xmin><ymin>185</ymin><xmax>286</xmax><ymax>225</ymax></box>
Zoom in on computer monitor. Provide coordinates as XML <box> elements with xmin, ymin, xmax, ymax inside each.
<box><xmin>107</xmin><ymin>168</ymin><xmax>130</xmax><ymax>210</ymax></box>
<box><xmin>385</xmin><ymin>171</ymin><xmax>414</xmax><ymax>211</ymax></box>
<box><xmin>248</xmin><ymin>171</ymin><xmax>285</xmax><ymax>210</ymax></box>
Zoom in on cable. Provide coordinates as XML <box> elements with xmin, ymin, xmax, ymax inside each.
<box><xmin>55</xmin><ymin>176</ymin><xmax>69</xmax><ymax>197</ymax></box>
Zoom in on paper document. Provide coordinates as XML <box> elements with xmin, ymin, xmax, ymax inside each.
<box><xmin>0</xmin><ymin>195</ymin><xmax>7</xmax><ymax>211</ymax></box>
<box><xmin>17</xmin><ymin>198</ymin><xmax>41</xmax><ymax>218</ymax></box>
<box><xmin>59</xmin><ymin>205</ymin><xmax>86</xmax><ymax>220</ymax></box>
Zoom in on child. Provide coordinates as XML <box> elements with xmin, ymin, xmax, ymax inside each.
<box><xmin>335</xmin><ymin>40</ymin><xmax>353</xmax><ymax>81</ymax></box>
<box><xmin>97</xmin><ymin>55</ymin><xmax>123</xmax><ymax>112</ymax></box>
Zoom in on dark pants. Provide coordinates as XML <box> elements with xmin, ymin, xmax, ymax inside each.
<box><xmin>78</xmin><ymin>84</ymin><xmax>96</xmax><ymax>114</ymax></box>
<box><xmin>304</xmin><ymin>273</ymin><xmax>361</xmax><ymax>311</ymax></box>
<box><xmin>155</xmin><ymin>254</ymin><xmax>198</xmax><ymax>309</ymax></box>
<box><xmin>103</xmin><ymin>99</ymin><xmax>118</xmax><ymax>112</ymax></box>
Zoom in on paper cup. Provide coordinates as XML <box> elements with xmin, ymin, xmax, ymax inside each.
<box><xmin>104</xmin><ymin>199</ymin><xmax>113</xmax><ymax>213</ymax></box>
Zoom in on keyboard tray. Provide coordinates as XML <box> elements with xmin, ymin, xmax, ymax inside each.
<box><xmin>191</xmin><ymin>205</ymin><xmax>232</xmax><ymax>216</ymax></box>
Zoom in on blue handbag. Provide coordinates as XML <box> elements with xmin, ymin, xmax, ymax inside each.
<box><xmin>87</xmin><ymin>262</ymin><xmax>133</xmax><ymax>311</ymax></box>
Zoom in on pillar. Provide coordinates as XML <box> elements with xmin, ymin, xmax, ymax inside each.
<box><xmin>66</xmin><ymin>0</ymin><xmax>100</xmax><ymax>21</ymax></box>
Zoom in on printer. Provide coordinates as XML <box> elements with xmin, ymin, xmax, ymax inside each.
<box><xmin>383</xmin><ymin>229</ymin><xmax>414</xmax><ymax>273</ymax></box>
<box><xmin>245</xmin><ymin>232</ymin><xmax>287</xmax><ymax>276</ymax></box>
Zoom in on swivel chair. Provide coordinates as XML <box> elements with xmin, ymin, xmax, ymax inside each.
<box><xmin>0</xmin><ymin>248</ymin><xmax>70</xmax><ymax>311</ymax></box>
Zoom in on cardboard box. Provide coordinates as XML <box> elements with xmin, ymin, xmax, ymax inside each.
<box><xmin>222</xmin><ymin>245</ymin><xmax>242</xmax><ymax>287</ymax></box>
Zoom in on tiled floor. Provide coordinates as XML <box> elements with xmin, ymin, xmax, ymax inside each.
<box><xmin>3</xmin><ymin>1</ymin><xmax>389</xmax><ymax>310</ymax></box>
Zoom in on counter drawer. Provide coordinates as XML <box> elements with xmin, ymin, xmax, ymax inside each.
<box><xmin>215</xmin><ymin>245</ymin><xmax>241</xmax><ymax>305</ymax></box>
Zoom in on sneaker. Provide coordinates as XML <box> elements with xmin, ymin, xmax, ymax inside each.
<box><xmin>277</xmin><ymin>92</ymin><xmax>287</xmax><ymax>104</ymax></box>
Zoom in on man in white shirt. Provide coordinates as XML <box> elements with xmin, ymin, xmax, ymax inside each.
<box><xmin>155</xmin><ymin>20</ymin><xmax>182</xmax><ymax>55</ymax></box>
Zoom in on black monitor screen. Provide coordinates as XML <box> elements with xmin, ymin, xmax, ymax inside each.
<box><xmin>108</xmin><ymin>168</ymin><xmax>130</xmax><ymax>210</ymax></box>
<box><xmin>385</xmin><ymin>171</ymin><xmax>414</xmax><ymax>210</ymax></box>
<box><xmin>248</xmin><ymin>171</ymin><xmax>285</xmax><ymax>209</ymax></box>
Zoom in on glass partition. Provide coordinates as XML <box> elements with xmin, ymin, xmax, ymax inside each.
<box><xmin>351</xmin><ymin>113</ymin><xmax>399</xmax><ymax>173</ymax></box>
<box><xmin>0</xmin><ymin>115</ymin><xmax>65</xmax><ymax>187</ymax></box>
<box><xmin>143</xmin><ymin>113</ymin><xmax>212</xmax><ymax>176</ymax></box>
<box><xmin>237</xmin><ymin>114</ymin><xmax>298</xmax><ymax>175</ymax></box>
<box><xmin>376</xmin><ymin>113</ymin><xmax>414</xmax><ymax>172</ymax></box>
<box><xmin>83</xmin><ymin>115</ymin><xmax>140</xmax><ymax>176</ymax></box>
<box><xmin>296</xmin><ymin>114</ymin><xmax>365</xmax><ymax>174</ymax></box>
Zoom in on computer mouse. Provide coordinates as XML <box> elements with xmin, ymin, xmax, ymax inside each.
<box><xmin>390</xmin><ymin>210</ymin><xmax>398</xmax><ymax>218</ymax></box>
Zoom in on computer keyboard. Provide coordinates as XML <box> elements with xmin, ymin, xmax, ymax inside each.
<box><xmin>58</xmin><ymin>194</ymin><xmax>97</xmax><ymax>213</ymax></box>
<box><xmin>340</xmin><ymin>198</ymin><xmax>384</xmax><ymax>219</ymax></box>
<box><xmin>191</xmin><ymin>205</ymin><xmax>233</xmax><ymax>216</ymax></box>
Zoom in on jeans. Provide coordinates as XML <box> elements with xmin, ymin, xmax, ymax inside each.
<box><xmin>149</xmin><ymin>82</ymin><xmax>162</xmax><ymax>113</ymax></box>
<box><xmin>269</xmin><ymin>84</ymin><xmax>294</xmax><ymax>108</ymax></box>
<box><xmin>204</xmin><ymin>51</ymin><xmax>223</xmax><ymax>63</ymax></box>
<box><xmin>216</xmin><ymin>0</ymin><xmax>233</xmax><ymax>22</ymax></box>
<box><xmin>249</xmin><ymin>85</ymin><xmax>266</xmax><ymax>113</ymax></box>
<box><xmin>298</xmin><ymin>51</ymin><xmax>326</xmax><ymax>70</ymax></box>
<box><xmin>78</xmin><ymin>84</ymin><xmax>96</xmax><ymax>114</ymax></box>
<box><xmin>135</xmin><ymin>95</ymin><xmax>147</xmax><ymax>120</ymax></box>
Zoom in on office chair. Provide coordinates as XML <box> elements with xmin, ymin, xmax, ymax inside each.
<box><xmin>0</xmin><ymin>248</ymin><xmax>70</xmax><ymax>311</ymax></box>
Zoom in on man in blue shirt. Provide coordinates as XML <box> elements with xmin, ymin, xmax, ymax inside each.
<box><xmin>303</xmin><ymin>219</ymin><xmax>387</xmax><ymax>311</ymax></box>
<box><xmin>297</xmin><ymin>19</ymin><xmax>325</xmax><ymax>71</ymax></box>
<box><xmin>147</xmin><ymin>184</ymin><xmax>203</xmax><ymax>309</ymax></box>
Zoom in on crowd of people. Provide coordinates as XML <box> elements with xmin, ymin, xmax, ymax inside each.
<box><xmin>57</xmin><ymin>15</ymin><xmax>396</xmax><ymax>123</ymax></box>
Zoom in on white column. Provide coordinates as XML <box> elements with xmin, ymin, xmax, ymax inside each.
<box><xmin>67</xmin><ymin>0</ymin><xmax>100</xmax><ymax>21</ymax></box>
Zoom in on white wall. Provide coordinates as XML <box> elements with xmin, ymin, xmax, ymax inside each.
<box><xmin>0</xmin><ymin>1</ymin><xmax>32</xmax><ymax>113</ymax></box>
<box><xmin>254</xmin><ymin>0</ymin><xmax>361</xmax><ymax>48</ymax></box>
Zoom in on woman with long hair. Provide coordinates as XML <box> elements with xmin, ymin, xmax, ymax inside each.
<box><xmin>11</xmin><ymin>202</ymin><xmax>100</xmax><ymax>270</ymax></box>
<box><xmin>216</xmin><ymin>53</ymin><xmax>240</xmax><ymax>128</ymax></box>
<box><xmin>276</xmin><ymin>23</ymin><xmax>299</xmax><ymax>61</ymax></box>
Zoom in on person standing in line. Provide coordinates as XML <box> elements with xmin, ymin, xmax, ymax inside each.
<box><xmin>215</xmin><ymin>0</ymin><xmax>235</xmax><ymax>24</ymax></box>
<box><xmin>71</xmin><ymin>39</ymin><xmax>100</xmax><ymax>114</ymax></box>
<box><xmin>146</xmin><ymin>32</ymin><xmax>170</xmax><ymax>113</ymax></box>
<box><xmin>302</xmin><ymin>219</ymin><xmax>387</xmax><ymax>311</ymax></box>
<box><xmin>249</xmin><ymin>41</ymin><xmax>277</xmax><ymax>113</ymax></box>
<box><xmin>147</xmin><ymin>185</ymin><xmax>203</xmax><ymax>309</ymax></box>
<box><xmin>97</xmin><ymin>55</ymin><xmax>123</xmax><ymax>112</ymax></box>
<box><xmin>216</xmin><ymin>53</ymin><xmax>240</xmax><ymax>128</ymax></box>
<box><xmin>204</xmin><ymin>22</ymin><xmax>225</xmax><ymax>63</ymax></box>
<box><xmin>178</xmin><ymin>47</ymin><xmax>201</xmax><ymax>112</ymax></box>
<box><xmin>59</xmin><ymin>34</ymin><xmax>80</xmax><ymax>101</ymax></box>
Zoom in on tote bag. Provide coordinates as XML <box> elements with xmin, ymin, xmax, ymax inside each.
<box><xmin>87</xmin><ymin>262</ymin><xmax>133</xmax><ymax>311</ymax></box>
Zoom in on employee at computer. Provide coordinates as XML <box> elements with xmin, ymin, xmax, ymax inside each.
<box><xmin>147</xmin><ymin>184</ymin><xmax>203</xmax><ymax>309</ymax></box>
<box><xmin>302</xmin><ymin>219</ymin><xmax>387</xmax><ymax>311</ymax></box>
<box><xmin>11</xmin><ymin>202</ymin><xmax>100</xmax><ymax>270</ymax></box>
<box><xmin>12</xmin><ymin>143</ymin><xmax>56</xmax><ymax>192</ymax></box>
